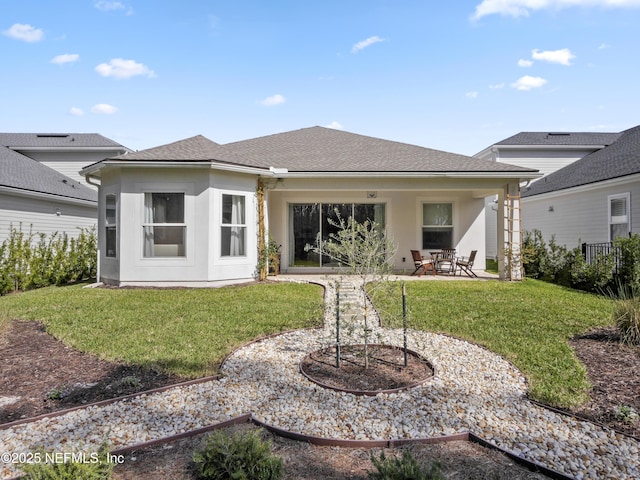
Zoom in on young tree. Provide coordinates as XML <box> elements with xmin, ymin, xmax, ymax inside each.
<box><xmin>309</xmin><ymin>210</ymin><xmax>397</xmax><ymax>368</ymax></box>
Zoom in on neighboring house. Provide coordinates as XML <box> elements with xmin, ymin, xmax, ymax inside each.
<box><xmin>80</xmin><ymin>127</ymin><xmax>539</xmax><ymax>286</ymax></box>
<box><xmin>520</xmin><ymin>125</ymin><xmax>640</xmax><ymax>248</ymax></box>
<box><xmin>0</xmin><ymin>133</ymin><xmax>130</xmax><ymax>244</ymax></box>
<box><xmin>476</xmin><ymin>129</ymin><xmax>624</xmax><ymax>257</ymax></box>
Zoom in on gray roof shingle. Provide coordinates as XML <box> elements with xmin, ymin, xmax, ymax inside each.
<box><xmin>0</xmin><ymin>133</ymin><xmax>127</xmax><ymax>149</ymax></box>
<box><xmin>0</xmin><ymin>145</ymin><xmax>97</xmax><ymax>202</ymax></box>
<box><xmin>110</xmin><ymin>127</ymin><xmax>537</xmax><ymax>174</ymax></box>
<box><xmin>523</xmin><ymin>125</ymin><xmax>640</xmax><ymax>197</ymax></box>
<box><xmin>496</xmin><ymin>131</ymin><xmax>621</xmax><ymax>147</ymax></box>
<box><xmin>112</xmin><ymin>135</ymin><xmax>224</xmax><ymax>161</ymax></box>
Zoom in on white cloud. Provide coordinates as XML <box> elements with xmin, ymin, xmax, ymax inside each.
<box><xmin>51</xmin><ymin>54</ymin><xmax>79</xmax><ymax>65</ymax></box>
<box><xmin>598</xmin><ymin>43</ymin><xmax>611</xmax><ymax>50</ymax></box>
<box><xmin>511</xmin><ymin>75</ymin><xmax>548</xmax><ymax>90</ymax></box>
<box><xmin>94</xmin><ymin>1</ymin><xmax>133</xmax><ymax>15</ymax></box>
<box><xmin>95</xmin><ymin>58</ymin><xmax>156</xmax><ymax>79</ymax></box>
<box><xmin>532</xmin><ymin>48</ymin><xmax>575</xmax><ymax>65</ymax></box>
<box><xmin>3</xmin><ymin>23</ymin><xmax>44</xmax><ymax>42</ymax></box>
<box><xmin>472</xmin><ymin>0</ymin><xmax>640</xmax><ymax>20</ymax></box>
<box><xmin>466</xmin><ymin>91</ymin><xmax>479</xmax><ymax>99</ymax></box>
<box><xmin>518</xmin><ymin>59</ymin><xmax>533</xmax><ymax>67</ymax></box>
<box><xmin>91</xmin><ymin>104</ymin><xmax>118</xmax><ymax>114</ymax></box>
<box><xmin>351</xmin><ymin>36</ymin><xmax>386</xmax><ymax>54</ymax></box>
<box><xmin>69</xmin><ymin>107</ymin><xmax>84</xmax><ymax>116</ymax></box>
<box><xmin>260</xmin><ymin>94</ymin><xmax>286</xmax><ymax>106</ymax></box>
<box><xmin>489</xmin><ymin>83</ymin><xmax>505</xmax><ymax>89</ymax></box>
<box><xmin>325</xmin><ymin>121</ymin><xmax>344</xmax><ymax>130</ymax></box>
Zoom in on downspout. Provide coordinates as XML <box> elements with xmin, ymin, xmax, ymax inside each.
<box><xmin>84</xmin><ymin>173</ymin><xmax>101</xmax><ymax>282</ymax></box>
<box><xmin>85</xmin><ymin>174</ymin><xmax>101</xmax><ymax>188</ymax></box>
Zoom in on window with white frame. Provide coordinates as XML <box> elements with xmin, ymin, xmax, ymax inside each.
<box><xmin>142</xmin><ymin>193</ymin><xmax>186</xmax><ymax>257</ymax></box>
<box><xmin>422</xmin><ymin>203</ymin><xmax>453</xmax><ymax>250</ymax></box>
<box><xmin>105</xmin><ymin>193</ymin><xmax>117</xmax><ymax>258</ymax></box>
<box><xmin>609</xmin><ymin>193</ymin><xmax>630</xmax><ymax>241</ymax></box>
<box><xmin>221</xmin><ymin>194</ymin><xmax>246</xmax><ymax>257</ymax></box>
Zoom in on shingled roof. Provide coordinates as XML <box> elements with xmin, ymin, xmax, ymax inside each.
<box><xmin>0</xmin><ymin>133</ymin><xmax>126</xmax><ymax>149</ymax></box>
<box><xmin>0</xmin><ymin>145</ymin><xmax>97</xmax><ymax>202</ymax></box>
<box><xmin>495</xmin><ymin>131</ymin><xmax>621</xmax><ymax>147</ymax></box>
<box><xmin>523</xmin><ymin>125</ymin><xmax>640</xmax><ymax>197</ymax></box>
<box><xmin>108</xmin><ymin>127</ymin><xmax>537</xmax><ymax>174</ymax></box>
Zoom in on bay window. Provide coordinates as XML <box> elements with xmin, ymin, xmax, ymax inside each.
<box><xmin>105</xmin><ymin>193</ymin><xmax>117</xmax><ymax>258</ymax></box>
<box><xmin>143</xmin><ymin>193</ymin><xmax>186</xmax><ymax>257</ymax></box>
<box><xmin>221</xmin><ymin>194</ymin><xmax>246</xmax><ymax>257</ymax></box>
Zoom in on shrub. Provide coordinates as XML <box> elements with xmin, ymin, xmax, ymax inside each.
<box><xmin>522</xmin><ymin>229</ymin><xmax>547</xmax><ymax>279</ymax></box>
<box><xmin>613</xmin><ymin>295</ymin><xmax>640</xmax><ymax>346</ymax></box>
<box><xmin>193</xmin><ymin>428</ymin><xmax>283</xmax><ymax>480</ymax></box>
<box><xmin>368</xmin><ymin>451</ymin><xmax>444</xmax><ymax>480</ymax></box>
<box><xmin>615</xmin><ymin>234</ymin><xmax>640</xmax><ymax>292</ymax></box>
<box><xmin>21</xmin><ymin>443</ymin><xmax>114</xmax><ymax>479</ymax></box>
<box><xmin>0</xmin><ymin>225</ymin><xmax>96</xmax><ymax>295</ymax></box>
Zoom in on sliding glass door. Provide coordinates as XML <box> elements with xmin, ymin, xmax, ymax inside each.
<box><xmin>289</xmin><ymin>202</ymin><xmax>385</xmax><ymax>267</ymax></box>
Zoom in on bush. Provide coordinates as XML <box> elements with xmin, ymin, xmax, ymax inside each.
<box><xmin>368</xmin><ymin>451</ymin><xmax>444</xmax><ymax>480</ymax></box>
<box><xmin>614</xmin><ymin>297</ymin><xmax>640</xmax><ymax>345</ymax></box>
<box><xmin>615</xmin><ymin>234</ymin><xmax>640</xmax><ymax>292</ymax></box>
<box><xmin>21</xmin><ymin>443</ymin><xmax>114</xmax><ymax>479</ymax></box>
<box><xmin>522</xmin><ymin>230</ymin><xmax>547</xmax><ymax>279</ymax></box>
<box><xmin>193</xmin><ymin>428</ymin><xmax>283</xmax><ymax>480</ymax></box>
<box><xmin>0</xmin><ymin>224</ymin><xmax>96</xmax><ymax>295</ymax></box>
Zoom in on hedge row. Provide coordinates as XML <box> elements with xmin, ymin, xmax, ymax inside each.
<box><xmin>522</xmin><ymin>230</ymin><xmax>640</xmax><ymax>294</ymax></box>
<box><xmin>0</xmin><ymin>225</ymin><xmax>97</xmax><ymax>295</ymax></box>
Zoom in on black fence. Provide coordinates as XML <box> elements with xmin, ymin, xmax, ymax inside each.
<box><xmin>581</xmin><ymin>242</ymin><xmax>622</xmax><ymax>273</ymax></box>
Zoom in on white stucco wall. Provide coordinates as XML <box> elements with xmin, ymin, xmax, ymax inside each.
<box><xmin>266</xmin><ymin>178</ymin><xmax>489</xmax><ymax>274</ymax></box>
<box><xmin>98</xmin><ymin>167</ymin><xmax>258</xmax><ymax>286</ymax></box>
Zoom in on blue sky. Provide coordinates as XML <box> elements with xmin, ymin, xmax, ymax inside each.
<box><xmin>2</xmin><ymin>0</ymin><xmax>640</xmax><ymax>155</ymax></box>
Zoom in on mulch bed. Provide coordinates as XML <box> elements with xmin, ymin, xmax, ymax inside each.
<box><xmin>1</xmin><ymin>320</ymin><xmax>638</xmax><ymax>478</ymax></box>
<box><xmin>0</xmin><ymin>321</ymin><xmax>185</xmax><ymax>424</ymax></box>
<box><xmin>300</xmin><ymin>344</ymin><xmax>434</xmax><ymax>393</ymax></box>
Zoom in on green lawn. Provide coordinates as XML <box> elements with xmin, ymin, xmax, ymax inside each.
<box><xmin>371</xmin><ymin>279</ymin><xmax>613</xmax><ymax>408</ymax></box>
<box><xmin>0</xmin><ymin>278</ymin><xmax>615</xmax><ymax>408</ymax></box>
<box><xmin>0</xmin><ymin>282</ymin><xmax>324</xmax><ymax>378</ymax></box>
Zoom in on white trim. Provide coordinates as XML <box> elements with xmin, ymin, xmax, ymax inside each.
<box><xmin>81</xmin><ymin>159</ymin><xmax>540</xmax><ymax>181</ymax></box>
<box><xmin>608</xmin><ymin>192</ymin><xmax>631</xmax><ymax>241</ymax></box>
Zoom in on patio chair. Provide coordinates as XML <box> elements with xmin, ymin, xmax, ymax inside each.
<box><xmin>410</xmin><ymin>250</ymin><xmax>435</xmax><ymax>276</ymax></box>
<box><xmin>436</xmin><ymin>248</ymin><xmax>456</xmax><ymax>275</ymax></box>
<box><xmin>456</xmin><ymin>250</ymin><xmax>478</xmax><ymax>277</ymax></box>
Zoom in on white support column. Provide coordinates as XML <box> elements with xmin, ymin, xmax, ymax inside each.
<box><xmin>497</xmin><ymin>182</ymin><xmax>523</xmax><ymax>281</ymax></box>
<box><xmin>496</xmin><ymin>189</ymin><xmax>506</xmax><ymax>280</ymax></box>
<box><xmin>506</xmin><ymin>182</ymin><xmax>523</xmax><ymax>281</ymax></box>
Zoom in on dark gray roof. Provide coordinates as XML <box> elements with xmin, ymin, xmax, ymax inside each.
<box><xmin>0</xmin><ymin>145</ymin><xmax>97</xmax><ymax>202</ymax></box>
<box><xmin>523</xmin><ymin>125</ymin><xmax>640</xmax><ymax>197</ymax></box>
<box><xmin>110</xmin><ymin>127</ymin><xmax>537</xmax><ymax>174</ymax></box>
<box><xmin>495</xmin><ymin>131</ymin><xmax>621</xmax><ymax>147</ymax></box>
<box><xmin>0</xmin><ymin>133</ymin><xmax>127</xmax><ymax>149</ymax></box>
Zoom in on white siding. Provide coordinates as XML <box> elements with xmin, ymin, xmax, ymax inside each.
<box><xmin>481</xmin><ymin>146</ymin><xmax>599</xmax><ymax>259</ymax></box>
<box><xmin>522</xmin><ymin>176</ymin><xmax>640</xmax><ymax>249</ymax></box>
<box><xmin>495</xmin><ymin>149</ymin><xmax>596</xmax><ymax>179</ymax></box>
<box><xmin>0</xmin><ymin>192</ymin><xmax>96</xmax><ymax>244</ymax></box>
<box><xmin>20</xmin><ymin>150</ymin><xmax>125</xmax><ymax>187</ymax></box>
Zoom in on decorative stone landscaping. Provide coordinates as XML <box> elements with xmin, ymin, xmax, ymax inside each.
<box><xmin>0</xmin><ymin>277</ymin><xmax>638</xmax><ymax>480</ymax></box>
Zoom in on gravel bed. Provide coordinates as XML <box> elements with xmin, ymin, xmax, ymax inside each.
<box><xmin>1</xmin><ymin>279</ymin><xmax>638</xmax><ymax>480</ymax></box>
